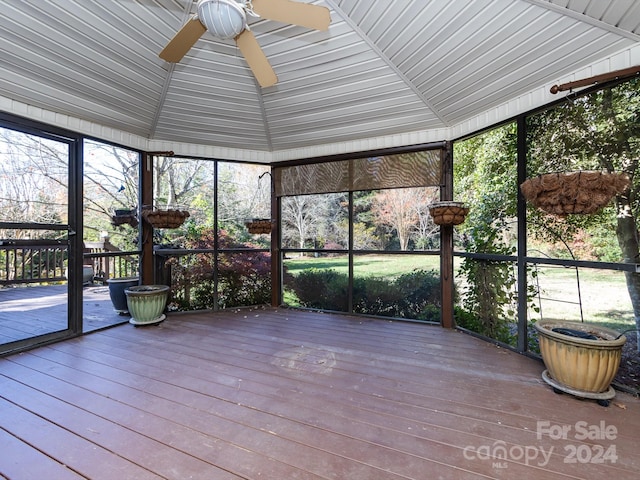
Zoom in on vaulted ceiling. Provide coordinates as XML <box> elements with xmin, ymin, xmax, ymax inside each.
<box><xmin>1</xmin><ymin>0</ymin><xmax>639</xmax><ymax>162</ymax></box>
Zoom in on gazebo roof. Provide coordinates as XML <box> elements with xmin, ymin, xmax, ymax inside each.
<box><xmin>0</xmin><ymin>0</ymin><xmax>639</xmax><ymax>162</ymax></box>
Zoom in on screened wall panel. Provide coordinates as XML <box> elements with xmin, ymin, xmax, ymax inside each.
<box><xmin>352</xmin><ymin>151</ymin><xmax>442</xmax><ymax>191</ymax></box>
<box><xmin>274</xmin><ymin>149</ymin><xmax>443</xmax><ymax>197</ymax></box>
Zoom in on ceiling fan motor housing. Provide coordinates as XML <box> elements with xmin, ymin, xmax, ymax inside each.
<box><xmin>197</xmin><ymin>0</ymin><xmax>247</xmax><ymax>39</ymax></box>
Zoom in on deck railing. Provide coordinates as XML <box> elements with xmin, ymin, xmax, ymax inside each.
<box><xmin>0</xmin><ymin>238</ymin><xmax>139</xmax><ymax>285</ymax></box>
<box><xmin>0</xmin><ymin>239</ymin><xmax>67</xmax><ymax>284</ymax></box>
<box><xmin>83</xmin><ymin>239</ymin><xmax>139</xmax><ymax>283</ymax></box>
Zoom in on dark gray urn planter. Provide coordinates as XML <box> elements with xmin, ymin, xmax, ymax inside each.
<box><xmin>107</xmin><ymin>277</ymin><xmax>139</xmax><ymax>314</ymax></box>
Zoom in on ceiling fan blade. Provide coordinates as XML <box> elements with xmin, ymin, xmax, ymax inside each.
<box><xmin>236</xmin><ymin>30</ymin><xmax>278</xmax><ymax>87</ymax></box>
<box><xmin>251</xmin><ymin>0</ymin><xmax>331</xmax><ymax>31</ymax></box>
<box><xmin>159</xmin><ymin>17</ymin><xmax>206</xmax><ymax>63</ymax></box>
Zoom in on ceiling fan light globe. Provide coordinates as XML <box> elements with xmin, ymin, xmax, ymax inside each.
<box><xmin>197</xmin><ymin>0</ymin><xmax>247</xmax><ymax>40</ymax></box>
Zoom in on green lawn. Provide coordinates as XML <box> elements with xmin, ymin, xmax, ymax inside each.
<box><xmin>284</xmin><ymin>254</ymin><xmax>440</xmax><ymax>278</ymax></box>
<box><xmin>283</xmin><ymin>254</ymin><xmax>634</xmax><ymax>332</ymax></box>
<box><xmin>282</xmin><ymin>254</ymin><xmax>440</xmax><ymax>307</ymax></box>
<box><xmin>528</xmin><ymin>265</ymin><xmax>633</xmax><ymax>330</ymax></box>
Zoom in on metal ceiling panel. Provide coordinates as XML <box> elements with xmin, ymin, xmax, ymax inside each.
<box><xmin>0</xmin><ymin>0</ymin><xmax>638</xmax><ymax>160</ymax></box>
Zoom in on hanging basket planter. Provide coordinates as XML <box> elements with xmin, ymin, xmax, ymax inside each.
<box><xmin>142</xmin><ymin>208</ymin><xmax>190</xmax><ymax>228</ymax></box>
<box><xmin>111</xmin><ymin>209</ymin><xmax>138</xmax><ymax>227</ymax></box>
<box><xmin>428</xmin><ymin>201</ymin><xmax>469</xmax><ymax>226</ymax></box>
<box><xmin>520</xmin><ymin>171</ymin><xmax>630</xmax><ymax>217</ymax></box>
<box><xmin>245</xmin><ymin>218</ymin><xmax>272</xmax><ymax>234</ymax></box>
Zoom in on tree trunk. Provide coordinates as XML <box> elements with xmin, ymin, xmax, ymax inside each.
<box><xmin>616</xmin><ymin>195</ymin><xmax>640</xmax><ymax>351</ymax></box>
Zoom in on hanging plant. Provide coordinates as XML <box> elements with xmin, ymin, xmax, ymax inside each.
<box><xmin>428</xmin><ymin>201</ymin><xmax>469</xmax><ymax>226</ymax></box>
<box><xmin>111</xmin><ymin>208</ymin><xmax>138</xmax><ymax>227</ymax></box>
<box><xmin>520</xmin><ymin>170</ymin><xmax>630</xmax><ymax>216</ymax></box>
<box><xmin>142</xmin><ymin>208</ymin><xmax>190</xmax><ymax>228</ymax></box>
<box><xmin>245</xmin><ymin>218</ymin><xmax>272</xmax><ymax>234</ymax></box>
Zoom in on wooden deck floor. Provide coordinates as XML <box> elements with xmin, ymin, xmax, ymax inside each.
<box><xmin>0</xmin><ymin>284</ymin><xmax>128</xmax><ymax>344</ymax></box>
<box><xmin>1</xmin><ymin>308</ymin><xmax>638</xmax><ymax>480</ymax></box>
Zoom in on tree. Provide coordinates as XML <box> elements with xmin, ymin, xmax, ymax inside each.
<box><xmin>372</xmin><ymin>187</ymin><xmax>435</xmax><ymax>250</ymax></box>
<box><xmin>0</xmin><ymin>127</ymin><xmax>68</xmax><ymax>235</ymax></box>
<box><xmin>84</xmin><ymin>140</ymin><xmax>139</xmax><ymax>243</ymax></box>
<box><xmin>84</xmin><ymin>140</ymin><xmax>139</xmax><ymax>214</ymax></box>
<box><xmin>217</xmin><ymin>164</ymin><xmax>270</xmax><ymax>226</ymax></box>
<box><xmin>454</xmin><ymin>123</ymin><xmax>519</xmax><ymax>344</ymax></box>
<box><xmin>527</xmin><ymin>78</ymin><xmax>640</xmax><ymax>347</ymax></box>
<box><xmin>153</xmin><ymin>156</ymin><xmax>209</xmax><ymax>209</ymax></box>
<box><xmin>281</xmin><ymin>194</ymin><xmax>327</xmax><ymax>251</ymax></box>
<box><xmin>352</xmin><ymin>191</ymin><xmax>383</xmax><ymax>250</ymax></box>
<box><xmin>414</xmin><ymin>188</ymin><xmax>440</xmax><ymax>249</ymax></box>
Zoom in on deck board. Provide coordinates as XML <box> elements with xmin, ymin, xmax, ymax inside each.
<box><xmin>0</xmin><ymin>427</ymin><xmax>86</xmax><ymax>480</ymax></box>
<box><xmin>0</xmin><ymin>284</ymin><xmax>129</xmax><ymax>346</ymax></box>
<box><xmin>1</xmin><ymin>308</ymin><xmax>639</xmax><ymax>479</ymax></box>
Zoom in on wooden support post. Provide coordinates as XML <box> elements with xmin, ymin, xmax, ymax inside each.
<box><xmin>270</xmin><ymin>171</ymin><xmax>281</xmax><ymax>306</ymax></box>
<box><xmin>140</xmin><ymin>152</ymin><xmax>154</xmax><ymax>285</ymax></box>
<box><xmin>139</xmin><ymin>151</ymin><xmax>174</xmax><ymax>285</ymax></box>
<box><xmin>440</xmin><ymin>143</ymin><xmax>455</xmax><ymax>329</ymax></box>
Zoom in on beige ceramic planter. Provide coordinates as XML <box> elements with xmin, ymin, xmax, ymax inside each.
<box><xmin>534</xmin><ymin>320</ymin><xmax>625</xmax><ymax>404</ymax></box>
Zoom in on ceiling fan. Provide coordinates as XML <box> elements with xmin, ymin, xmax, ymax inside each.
<box><xmin>159</xmin><ymin>0</ymin><xmax>331</xmax><ymax>87</ymax></box>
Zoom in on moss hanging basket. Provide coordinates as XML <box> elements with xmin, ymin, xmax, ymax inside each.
<box><xmin>520</xmin><ymin>171</ymin><xmax>630</xmax><ymax>216</ymax></box>
<box><xmin>111</xmin><ymin>209</ymin><xmax>138</xmax><ymax>227</ymax></box>
<box><xmin>428</xmin><ymin>201</ymin><xmax>469</xmax><ymax>226</ymax></box>
<box><xmin>142</xmin><ymin>208</ymin><xmax>190</xmax><ymax>228</ymax></box>
<box><xmin>245</xmin><ymin>219</ymin><xmax>272</xmax><ymax>234</ymax></box>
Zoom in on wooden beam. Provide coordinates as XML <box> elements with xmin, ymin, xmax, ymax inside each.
<box><xmin>550</xmin><ymin>65</ymin><xmax>640</xmax><ymax>94</ymax></box>
<box><xmin>140</xmin><ymin>153</ymin><xmax>154</xmax><ymax>285</ymax></box>
<box><xmin>440</xmin><ymin>143</ymin><xmax>455</xmax><ymax>329</ymax></box>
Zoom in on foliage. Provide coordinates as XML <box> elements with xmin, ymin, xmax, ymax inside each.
<box><xmin>372</xmin><ymin>188</ymin><xmax>438</xmax><ymax>250</ymax></box>
<box><xmin>456</xmin><ymin>260</ymin><xmax>517</xmax><ymax>344</ymax></box>
<box><xmin>0</xmin><ymin>127</ymin><xmax>69</xmax><ymax>232</ymax></box>
<box><xmin>353</xmin><ymin>191</ymin><xmax>385</xmax><ymax>249</ymax></box>
<box><xmin>527</xmin><ymin>78</ymin><xmax>640</xmax><ymax>347</ymax></box>
<box><xmin>287</xmin><ymin>268</ymin><xmax>349</xmax><ymax>311</ymax></box>
<box><xmin>454</xmin><ymin>123</ymin><xmax>519</xmax><ymax>344</ymax></box>
<box><xmin>288</xmin><ymin>268</ymin><xmax>440</xmax><ymax>319</ymax></box>
<box><xmin>167</xmin><ymin>229</ymin><xmax>271</xmax><ymax>310</ymax></box>
<box><xmin>453</xmin><ymin>306</ymin><xmax>484</xmax><ymax>332</ymax></box>
<box><xmin>525</xmin><ymin>80</ymin><xmax>640</xmax><ymax>251</ymax></box>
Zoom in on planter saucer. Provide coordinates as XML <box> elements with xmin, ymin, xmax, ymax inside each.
<box><xmin>542</xmin><ymin>370</ymin><xmax>615</xmax><ymax>406</ymax></box>
<box><xmin>129</xmin><ymin>314</ymin><xmax>166</xmax><ymax>326</ymax></box>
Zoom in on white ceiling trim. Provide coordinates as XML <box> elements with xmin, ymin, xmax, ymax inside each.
<box><xmin>521</xmin><ymin>0</ymin><xmax>640</xmax><ymax>41</ymax></box>
<box><xmin>150</xmin><ymin>61</ymin><xmax>176</xmax><ymax>138</ymax></box>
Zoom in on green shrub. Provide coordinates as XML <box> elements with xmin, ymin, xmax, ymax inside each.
<box><xmin>167</xmin><ymin>229</ymin><xmax>272</xmax><ymax>310</ymax></box>
<box><xmin>289</xmin><ymin>268</ymin><xmax>441</xmax><ymax>319</ymax></box>
<box><xmin>395</xmin><ymin>269</ymin><xmax>441</xmax><ymax>316</ymax></box>
<box><xmin>289</xmin><ymin>268</ymin><xmax>349</xmax><ymax>311</ymax></box>
<box><xmin>353</xmin><ymin>276</ymin><xmax>401</xmax><ymax>316</ymax></box>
